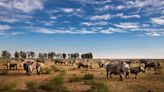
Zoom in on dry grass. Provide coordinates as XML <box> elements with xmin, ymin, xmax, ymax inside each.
<box><xmin>0</xmin><ymin>69</ymin><xmax>8</xmax><ymax>75</ymax></box>
<box><xmin>0</xmin><ymin>59</ymin><xmax>164</xmax><ymax>92</ymax></box>
<box><xmin>26</xmin><ymin>81</ymin><xmax>38</xmax><ymax>92</ymax></box>
<box><xmin>0</xmin><ymin>81</ymin><xmax>16</xmax><ymax>92</ymax></box>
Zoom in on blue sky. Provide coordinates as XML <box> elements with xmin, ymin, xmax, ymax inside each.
<box><xmin>0</xmin><ymin>0</ymin><xmax>164</xmax><ymax>58</ymax></box>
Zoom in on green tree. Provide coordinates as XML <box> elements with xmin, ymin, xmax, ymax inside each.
<box><xmin>14</xmin><ymin>51</ymin><xmax>20</xmax><ymax>59</ymax></box>
<box><xmin>20</xmin><ymin>51</ymin><xmax>27</xmax><ymax>59</ymax></box>
<box><xmin>1</xmin><ymin>50</ymin><xmax>11</xmax><ymax>59</ymax></box>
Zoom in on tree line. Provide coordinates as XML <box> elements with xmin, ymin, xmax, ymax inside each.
<box><xmin>0</xmin><ymin>50</ymin><xmax>93</xmax><ymax>60</ymax></box>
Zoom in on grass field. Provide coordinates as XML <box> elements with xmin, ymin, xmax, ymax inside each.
<box><xmin>0</xmin><ymin>59</ymin><xmax>164</xmax><ymax>92</ymax></box>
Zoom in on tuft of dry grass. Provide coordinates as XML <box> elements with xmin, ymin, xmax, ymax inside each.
<box><xmin>60</xmin><ymin>69</ymin><xmax>66</xmax><ymax>76</ymax></box>
<box><xmin>26</xmin><ymin>81</ymin><xmax>38</xmax><ymax>92</ymax></box>
<box><xmin>128</xmin><ymin>84</ymin><xmax>147</xmax><ymax>92</ymax></box>
<box><xmin>0</xmin><ymin>69</ymin><xmax>8</xmax><ymax>75</ymax></box>
<box><xmin>87</xmin><ymin>80</ymin><xmax>109</xmax><ymax>92</ymax></box>
<box><xmin>39</xmin><ymin>76</ymin><xmax>70</xmax><ymax>92</ymax></box>
<box><xmin>0</xmin><ymin>81</ymin><xmax>16</xmax><ymax>92</ymax></box>
<box><xmin>42</xmin><ymin>68</ymin><xmax>52</xmax><ymax>74</ymax></box>
<box><xmin>83</xmin><ymin>73</ymin><xmax>94</xmax><ymax>80</ymax></box>
<box><xmin>69</xmin><ymin>76</ymin><xmax>83</xmax><ymax>82</ymax></box>
<box><xmin>51</xmin><ymin>65</ymin><xmax>60</xmax><ymax>72</ymax></box>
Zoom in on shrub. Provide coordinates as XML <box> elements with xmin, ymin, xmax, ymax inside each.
<box><xmin>69</xmin><ymin>76</ymin><xmax>83</xmax><ymax>82</ymax></box>
<box><xmin>60</xmin><ymin>69</ymin><xmax>66</xmax><ymax>76</ymax></box>
<box><xmin>87</xmin><ymin>80</ymin><xmax>109</xmax><ymax>92</ymax></box>
<box><xmin>51</xmin><ymin>65</ymin><xmax>60</xmax><ymax>72</ymax></box>
<box><xmin>42</xmin><ymin>68</ymin><xmax>52</xmax><ymax>74</ymax></box>
<box><xmin>83</xmin><ymin>73</ymin><xmax>94</xmax><ymax>80</ymax></box>
<box><xmin>26</xmin><ymin>81</ymin><xmax>38</xmax><ymax>92</ymax></box>
<box><xmin>40</xmin><ymin>76</ymin><xmax>70</xmax><ymax>92</ymax></box>
<box><xmin>0</xmin><ymin>82</ymin><xmax>16</xmax><ymax>92</ymax></box>
<box><xmin>0</xmin><ymin>70</ymin><xmax>8</xmax><ymax>75</ymax></box>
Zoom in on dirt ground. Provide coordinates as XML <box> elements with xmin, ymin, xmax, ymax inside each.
<box><xmin>0</xmin><ymin>59</ymin><xmax>164</xmax><ymax>92</ymax></box>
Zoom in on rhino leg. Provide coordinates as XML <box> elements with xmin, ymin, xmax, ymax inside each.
<box><xmin>28</xmin><ymin>71</ymin><xmax>32</xmax><ymax>76</ymax></box>
<box><xmin>135</xmin><ymin>74</ymin><xmax>137</xmax><ymax>79</ymax></box>
<box><xmin>106</xmin><ymin>70</ymin><xmax>109</xmax><ymax>79</ymax></box>
<box><xmin>120</xmin><ymin>73</ymin><xmax>124</xmax><ymax>81</ymax></box>
<box><xmin>125</xmin><ymin>72</ymin><xmax>129</xmax><ymax>78</ymax></box>
<box><xmin>154</xmin><ymin>67</ymin><xmax>157</xmax><ymax>71</ymax></box>
<box><xmin>110</xmin><ymin>72</ymin><xmax>112</xmax><ymax>78</ymax></box>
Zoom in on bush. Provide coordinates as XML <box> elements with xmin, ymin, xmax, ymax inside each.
<box><xmin>87</xmin><ymin>80</ymin><xmax>109</xmax><ymax>92</ymax></box>
<box><xmin>69</xmin><ymin>76</ymin><xmax>83</xmax><ymax>82</ymax></box>
<box><xmin>40</xmin><ymin>76</ymin><xmax>70</xmax><ymax>92</ymax></box>
<box><xmin>26</xmin><ymin>81</ymin><xmax>38</xmax><ymax>92</ymax></box>
<box><xmin>0</xmin><ymin>70</ymin><xmax>8</xmax><ymax>75</ymax></box>
<box><xmin>0</xmin><ymin>82</ymin><xmax>16</xmax><ymax>92</ymax></box>
<box><xmin>83</xmin><ymin>73</ymin><xmax>94</xmax><ymax>80</ymax></box>
<box><xmin>42</xmin><ymin>68</ymin><xmax>52</xmax><ymax>74</ymax></box>
<box><xmin>51</xmin><ymin>65</ymin><xmax>60</xmax><ymax>72</ymax></box>
<box><xmin>60</xmin><ymin>69</ymin><xmax>66</xmax><ymax>76</ymax></box>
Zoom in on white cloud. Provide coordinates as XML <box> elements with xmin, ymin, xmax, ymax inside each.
<box><xmin>130</xmin><ymin>28</ymin><xmax>164</xmax><ymax>37</ymax></box>
<box><xmin>81</xmin><ymin>21</ymin><xmax>108</xmax><ymax>26</ymax></box>
<box><xmin>97</xmin><ymin>5</ymin><xmax>125</xmax><ymax>12</ymax></box>
<box><xmin>114</xmin><ymin>22</ymin><xmax>140</xmax><ymax>29</ymax></box>
<box><xmin>100</xmin><ymin>28</ymin><xmax>126</xmax><ymax>34</ymax></box>
<box><xmin>0</xmin><ymin>0</ymin><xmax>44</xmax><ymax>13</ymax></box>
<box><xmin>96</xmin><ymin>0</ymin><xmax>163</xmax><ymax>15</ymax></box>
<box><xmin>28</xmin><ymin>26</ymin><xmax>164</xmax><ymax>37</ymax></box>
<box><xmin>35</xmin><ymin>28</ymin><xmax>56</xmax><ymax>34</ymax></box>
<box><xmin>145</xmin><ymin>31</ymin><xmax>164</xmax><ymax>37</ymax></box>
<box><xmin>81</xmin><ymin>22</ymin><xmax>92</xmax><ymax>26</ymax></box>
<box><xmin>90</xmin><ymin>14</ymin><xmax>111</xmax><ymax>20</ymax></box>
<box><xmin>124</xmin><ymin>0</ymin><xmax>162</xmax><ymax>8</ymax></box>
<box><xmin>0</xmin><ymin>25</ymin><xmax>11</xmax><ymax>31</ymax></box>
<box><xmin>41</xmin><ymin>21</ymin><xmax>55</xmax><ymax>26</ymax></box>
<box><xmin>62</xmin><ymin>21</ymin><xmax>70</xmax><ymax>24</ymax></box>
<box><xmin>0</xmin><ymin>32</ymin><xmax>5</xmax><ymax>36</ymax></box>
<box><xmin>72</xmin><ymin>0</ymin><xmax>111</xmax><ymax>5</ymax></box>
<box><xmin>10</xmin><ymin>32</ymin><xmax>25</xmax><ymax>36</ymax></box>
<box><xmin>0</xmin><ymin>1</ymin><xmax>7</xmax><ymax>7</ymax></box>
<box><xmin>25</xmin><ymin>21</ymin><xmax>33</xmax><ymax>25</ymax></box>
<box><xmin>59</xmin><ymin>8</ymin><xmax>83</xmax><ymax>17</ymax></box>
<box><xmin>0</xmin><ymin>32</ymin><xmax>25</xmax><ymax>37</ymax></box>
<box><xmin>0</xmin><ymin>17</ymin><xmax>18</xmax><ymax>23</ymax></box>
<box><xmin>90</xmin><ymin>27</ymin><xmax>103</xmax><ymax>32</ymax></box>
<box><xmin>61</xmin><ymin>8</ymin><xmax>81</xmax><ymax>13</ymax></box>
<box><xmin>162</xmin><ymin>10</ymin><xmax>164</xmax><ymax>14</ymax></box>
<box><xmin>116</xmin><ymin>5</ymin><xmax>125</xmax><ymax>10</ymax></box>
<box><xmin>50</xmin><ymin>16</ymin><xmax>57</xmax><ymax>20</ymax></box>
<box><xmin>151</xmin><ymin>16</ymin><xmax>164</xmax><ymax>25</ymax></box>
<box><xmin>142</xmin><ymin>24</ymin><xmax>151</xmax><ymax>28</ymax></box>
<box><xmin>125</xmin><ymin>0</ymin><xmax>163</xmax><ymax>15</ymax></box>
<box><xmin>116</xmin><ymin>13</ymin><xmax>140</xmax><ymax>19</ymax></box>
<box><xmin>72</xmin><ymin>30</ymin><xmax>95</xmax><ymax>34</ymax></box>
<box><xmin>132</xmin><ymin>28</ymin><xmax>164</xmax><ymax>32</ymax></box>
<box><xmin>96</xmin><ymin>5</ymin><xmax>114</xmax><ymax>11</ymax></box>
<box><xmin>62</xmin><ymin>8</ymin><xmax>74</xmax><ymax>13</ymax></box>
<box><xmin>33</xmin><ymin>27</ymin><xmax>96</xmax><ymax>34</ymax></box>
